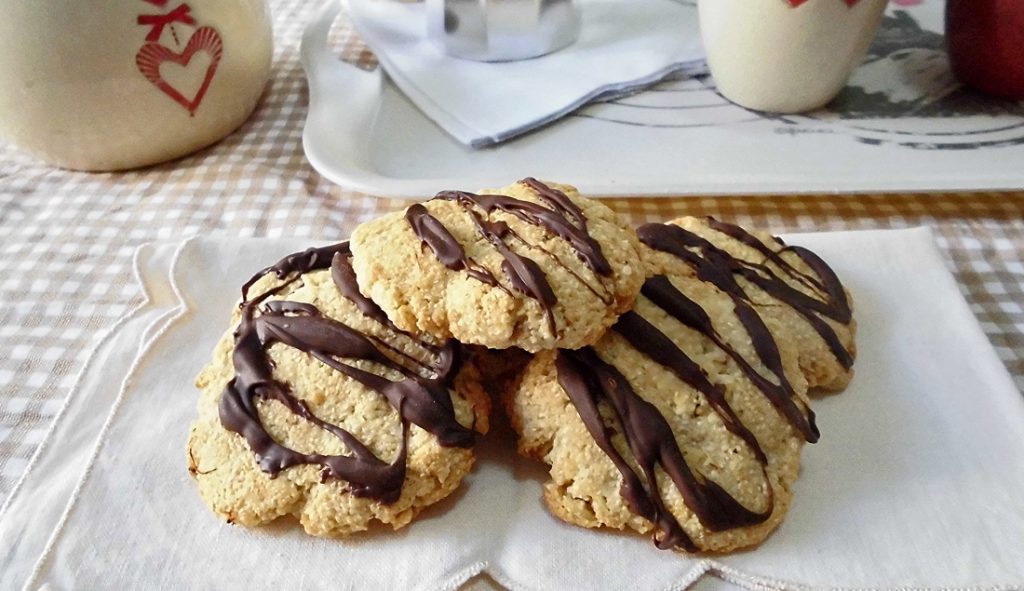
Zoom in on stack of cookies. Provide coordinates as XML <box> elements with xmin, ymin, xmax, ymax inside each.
<box><xmin>187</xmin><ymin>179</ymin><xmax>856</xmax><ymax>553</ymax></box>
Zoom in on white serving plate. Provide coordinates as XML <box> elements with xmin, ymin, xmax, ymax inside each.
<box><xmin>302</xmin><ymin>0</ymin><xmax>1024</xmax><ymax>198</ymax></box>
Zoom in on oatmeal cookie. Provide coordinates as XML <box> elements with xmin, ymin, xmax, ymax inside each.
<box><xmin>187</xmin><ymin>243</ymin><xmax>490</xmax><ymax>537</ymax></box>
<box><xmin>504</xmin><ymin>218</ymin><xmax>856</xmax><ymax>552</ymax></box>
<box><xmin>349</xmin><ymin>179</ymin><xmax>644</xmax><ymax>352</ymax></box>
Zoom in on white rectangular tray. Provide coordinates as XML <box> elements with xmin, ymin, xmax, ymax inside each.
<box><xmin>301</xmin><ymin>0</ymin><xmax>1024</xmax><ymax>198</ymax></box>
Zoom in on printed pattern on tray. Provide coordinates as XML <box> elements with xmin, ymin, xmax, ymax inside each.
<box><xmin>577</xmin><ymin>7</ymin><xmax>1024</xmax><ymax>150</ymax></box>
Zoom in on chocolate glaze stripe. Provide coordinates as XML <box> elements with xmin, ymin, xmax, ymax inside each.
<box><xmin>748</xmin><ymin>272</ymin><xmax>853</xmax><ymax>370</ymax></box>
<box><xmin>556</xmin><ymin>348</ymin><xmax>770</xmax><ymax>552</ymax></box>
<box><xmin>331</xmin><ymin>251</ymin><xmax>446</xmax><ymax>376</ymax></box>
<box><xmin>636</xmin><ymin>224</ymin><xmax>817</xmax><ymax>438</ymax></box>
<box><xmin>405</xmin><ymin>180</ymin><xmax>618</xmax><ymax>337</ymax></box>
<box><xmin>405</xmin><ymin>204</ymin><xmax>505</xmax><ymax>290</ymax></box>
<box><xmin>436</xmin><ymin>182</ymin><xmax>612</xmax><ymax>276</ymax></box>
<box><xmin>638</xmin><ymin>221</ymin><xmax>854</xmax><ymax>370</ymax></box>
<box><xmin>406</xmin><ymin>199</ymin><xmax>558</xmax><ymax>333</ymax></box>
<box><xmin>520</xmin><ymin>178</ymin><xmax>587</xmax><ymax>231</ymax></box>
<box><xmin>705</xmin><ymin>217</ymin><xmax>852</xmax><ymax>328</ymax></box>
<box><xmin>695</xmin><ymin>220</ymin><xmax>852</xmax><ymax>363</ymax></box>
<box><xmin>647</xmin><ymin>221</ymin><xmax>856</xmax><ymax>368</ymax></box>
<box><xmin>464</xmin><ymin>209</ymin><xmax>558</xmax><ymax>334</ymax></box>
<box><xmin>218</xmin><ymin>242</ymin><xmax>474</xmax><ymax>504</ymax></box>
<box><xmin>612</xmin><ymin>310</ymin><xmax>768</xmax><ymax>463</ymax></box>
<box><xmin>519</xmin><ymin>177</ymin><xmax>611</xmax><ymax>275</ymax></box>
<box><xmin>256</xmin><ymin>311</ymin><xmax>464</xmax><ymax>434</ymax></box>
<box><xmin>639</xmin><ymin>275</ymin><xmax>818</xmax><ymax>443</ymax></box>
<box><xmin>704</xmin><ymin>217</ymin><xmax>826</xmax><ymax>297</ymax></box>
<box><xmin>220</xmin><ymin>301</ymin><xmax>408</xmax><ymax>502</ymax></box>
<box><xmin>241</xmin><ymin>242</ymin><xmax>349</xmax><ymax>301</ymax></box>
<box><xmin>331</xmin><ymin>251</ymin><xmax>392</xmax><ymax>327</ymax></box>
<box><xmin>503</xmin><ymin>230</ymin><xmax>615</xmax><ymax>306</ymax></box>
<box><xmin>782</xmin><ymin>244</ymin><xmax>853</xmax><ymax>324</ymax></box>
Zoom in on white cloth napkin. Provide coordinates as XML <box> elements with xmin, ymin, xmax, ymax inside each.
<box><xmin>3</xmin><ymin>228</ymin><xmax>1024</xmax><ymax>591</ymax></box>
<box><xmin>345</xmin><ymin>0</ymin><xmax>706</xmax><ymax>147</ymax></box>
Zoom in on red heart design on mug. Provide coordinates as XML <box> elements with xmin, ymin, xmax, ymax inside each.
<box><xmin>136</xmin><ymin>26</ymin><xmax>223</xmax><ymax>115</ymax></box>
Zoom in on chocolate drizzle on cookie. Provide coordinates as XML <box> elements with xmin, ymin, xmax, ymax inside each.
<box><xmin>464</xmin><ymin>209</ymin><xmax>559</xmax><ymax>327</ymax></box>
<box><xmin>612</xmin><ymin>307</ymin><xmax>768</xmax><ymax>463</ymax></box>
<box><xmin>639</xmin><ymin>274</ymin><xmax>819</xmax><ymax>443</ymax></box>
<box><xmin>557</xmin><ymin>270</ymin><xmax>800</xmax><ymax>550</ymax></box>
<box><xmin>405</xmin><ymin>204</ymin><xmax>506</xmax><ymax>291</ymax></box>
<box><xmin>641</xmin><ymin>219</ymin><xmax>853</xmax><ymax>369</ymax></box>
<box><xmin>635</xmin><ymin>220</ymin><xmax>848</xmax><ymax>442</ymax></box>
<box><xmin>556</xmin><ymin>348</ymin><xmax>770</xmax><ymax>552</ymax></box>
<box><xmin>219</xmin><ymin>242</ymin><xmax>475</xmax><ymax>504</ymax></box>
<box><xmin>405</xmin><ymin>178</ymin><xmax>616</xmax><ymax>336</ymax></box>
<box><xmin>551</xmin><ymin>218</ymin><xmax>857</xmax><ymax>550</ymax></box>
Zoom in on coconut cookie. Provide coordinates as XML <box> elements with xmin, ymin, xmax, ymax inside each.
<box><xmin>505</xmin><ymin>219</ymin><xmax>856</xmax><ymax>553</ymax></box>
<box><xmin>187</xmin><ymin>243</ymin><xmax>490</xmax><ymax>538</ymax></box>
<box><xmin>349</xmin><ymin>178</ymin><xmax>644</xmax><ymax>352</ymax></box>
<box><xmin>641</xmin><ymin>217</ymin><xmax>856</xmax><ymax>391</ymax></box>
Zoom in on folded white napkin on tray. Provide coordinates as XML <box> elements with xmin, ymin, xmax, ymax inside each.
<box><xmin>3</xmin><ymin>228</ymin><xmax>1024</xmax><ymax>591</ymax></box>
<box><xmin>345</xmin><ymin>0</ymin><xmax>706</xmax><ymax>147</ymax></box>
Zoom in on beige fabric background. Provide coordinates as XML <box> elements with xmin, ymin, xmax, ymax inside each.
<box><xmin>0</xmin><ymin>0</ymin><xmax>1021</xmax><ymax>515</ymax></box>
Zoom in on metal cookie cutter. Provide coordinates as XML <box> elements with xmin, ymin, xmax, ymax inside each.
<box><xmin>427</xmin><ymin>0</ymin><xmax>580</xmax><ymax>62</ymax></box>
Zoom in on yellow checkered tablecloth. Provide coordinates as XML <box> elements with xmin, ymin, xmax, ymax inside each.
<box><xmin>0</xmin><ymin>0</ymin><xmax>1022</xmax><ymax>509</ymax></box>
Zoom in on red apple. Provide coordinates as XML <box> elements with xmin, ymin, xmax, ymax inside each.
<box><xmin>946</xmin><ymin>0</ymin><xmax>1024</xmax><ymax>100</ymax></box>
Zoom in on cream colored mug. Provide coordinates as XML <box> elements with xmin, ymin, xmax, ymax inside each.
<box><xmin>699</xmin><ymin>0</ymin><xmax>887</xmax><ymax>114</ymax></box>
<box><xmin>0</xmin><ymin>0</ymin><xmax>273</xmax><ymax>171</ymax></box>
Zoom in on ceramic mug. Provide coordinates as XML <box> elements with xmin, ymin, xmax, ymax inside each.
<box><xmin>699</xmin><ymin>0</ymin><xmax>888</xmax><ymax>113</ymax></box>
<box><xmin>0</xmin><ymin>0</ymin><xmax>273</xmax><ymax>171</ymax></box>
